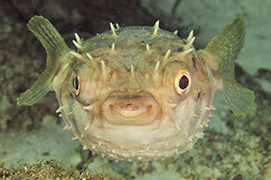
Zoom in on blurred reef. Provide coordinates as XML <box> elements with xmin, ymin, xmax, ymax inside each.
<box><xmin>0</xmin><ymin>0</ymin><xmax>270</xmax><ymax>179</ymax></box>
<box><xmin>0</xmin><ymin>160</ymin><xmax>110</xmax><ymax>179</ymax></box>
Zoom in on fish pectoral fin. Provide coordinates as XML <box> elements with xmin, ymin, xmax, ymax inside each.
<box><xmin>27</xmin><ymin>15</ymin><xmax>70</xmax><ymax>62</ymax></box>
<box><xmin>17</xmin><ymin>69</ymin><xmax>53</xmax><ymax>106</ymax></box>
<box><xmin>220</xmin><ymin>78</ymin><xmax>255</xmax><ymax>116</ymax></box>
<box><xmin>204</xmin><ymin>17</ymin><xmax>255</xmax><ymax>116</ymax></box>
<box><xmin>17</xmin><ymin>16</ymin><xmax>70</xmax><ymax>106</ymax></box>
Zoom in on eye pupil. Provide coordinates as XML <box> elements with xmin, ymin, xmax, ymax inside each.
<box><xmin>174</xmin><ymin>69</ymin><xmax>191</xmax><ymax>95</ymax></box>
<box><xmin>73</xmin><ymin>76</ymin><xmax>79</xmax><ymax>90</ymax></box>
<box><xmin>72</xmin><ymin>75</ymin><xmax>81</xmax><ymax>96</ymax></box>
<box><xmin>179</xmin><ymin>75</ymin><xmax>189</xmax><ymax>89</ymax></box>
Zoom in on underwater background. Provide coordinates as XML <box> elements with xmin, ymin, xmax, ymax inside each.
<box><xmin>0</xmin><ymin>0</ymin><xmax>270</xmax><ymax>179</ymax></box>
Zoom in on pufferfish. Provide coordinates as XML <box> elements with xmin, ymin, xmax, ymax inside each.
<box><xmin>17</xmin><ymin>16</ymin><xmax>255</xmax><ymax>161</ymax></box>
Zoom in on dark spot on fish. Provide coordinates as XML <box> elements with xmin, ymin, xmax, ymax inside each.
<box><xmin>177</xmin><ymin>47</ymin><xmax>183</xmax><ymax>52</ymax></box>
<box><xmin>197</xmin><ymin>92</ymin><xmax>201</xmax><ymax>101</ymax></box>
<box><xmin>42</xmin><ymin>152</ymin><xmax>50</xmax><ymax>156</ymax></box>
<box><xmin>192</xmin><ymin>57</ymin><xmax>196</xmax><ymax>68</ymax></box>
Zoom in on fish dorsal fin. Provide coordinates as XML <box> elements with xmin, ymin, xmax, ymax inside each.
<box><xmin>204</xmin><ymin>18</ymin><xmax>255</xmax><ymax>116</ymax></box>
<box><xmin>17</xmin><ymin>16</ymin><xmax>70</xmax><ymax>106</ymax></box>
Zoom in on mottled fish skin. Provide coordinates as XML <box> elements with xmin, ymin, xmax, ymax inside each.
<box><xmin>17</xmin><ymin>16</ymin><xmax>254</xmax><ymax>161</ymax></box>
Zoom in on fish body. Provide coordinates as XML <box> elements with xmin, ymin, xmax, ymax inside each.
<box><xmin>17</xmin><ymin>16</ymin><xmax>254</xmax><ymax>161</ymax></box>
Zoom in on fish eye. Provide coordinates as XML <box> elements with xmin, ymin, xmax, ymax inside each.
<box><xmin>72</xmin><ymin>74</ymin><xmax>80</xmax><ymax>96</ymax></box>
<box><xmin>174</xmin><ymin>69</ymin><xmax>191</xmax><ymax>95</ymax></box>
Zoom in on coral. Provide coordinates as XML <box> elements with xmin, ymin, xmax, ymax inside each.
<box><xmin>0</xmin><ymin>160</ymin><xmax>110</xmax><ymax>180</ymax></box>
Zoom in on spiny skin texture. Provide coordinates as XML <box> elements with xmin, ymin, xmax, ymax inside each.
<box><xmin>17</xmin><ymin>16</ymin><xmax>254</xmax><ymax>162</ymax></box>
<box><xmin>53</xmin><ymin>26</ymin><xmax>216</xmax><ymax>161</ymax></box>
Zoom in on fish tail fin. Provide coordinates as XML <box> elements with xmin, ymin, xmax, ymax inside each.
<box><xmin>204</xmin><ymin>18</ymin><xmax>255</xmax><ymax>116</ymax></box>
<box><xmin>17</xmin><ymin>16</ymin><xmax>70</xmax><ymax>106</ymax></box>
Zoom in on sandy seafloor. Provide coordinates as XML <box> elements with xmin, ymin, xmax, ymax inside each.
<box><xmin>0</xmin><ymin>0</ymin><xmax>270</xmax><ymax>179</ymax></box>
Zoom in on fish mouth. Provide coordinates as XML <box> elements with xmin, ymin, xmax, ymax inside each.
<box><xmin>101</xmin><ymin>91</ymin><xmax>161</xmax><ymax>126</ymax></box>
<box><xmin>110</xmin><ymin>104</ymin><xmax>152</xmax><ymax>119</ymax></box>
